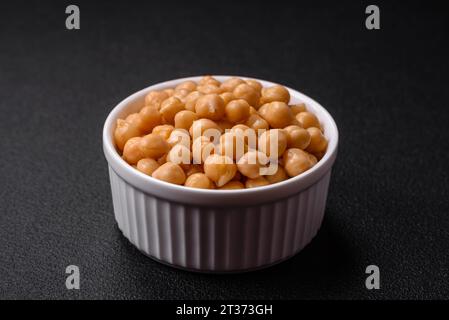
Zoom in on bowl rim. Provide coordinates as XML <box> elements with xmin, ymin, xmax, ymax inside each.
<box><xmin>103</xmin><ymin>75</ymin><xmax>338</xmax><ymax>206</ymax></box>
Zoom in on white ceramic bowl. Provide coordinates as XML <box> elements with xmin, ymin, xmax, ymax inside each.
<box><xmin>103</xmin><ymin>76</ymin><xmax>338</xmax><ymax>273</ymax></box>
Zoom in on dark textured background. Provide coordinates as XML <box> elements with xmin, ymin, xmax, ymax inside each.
<box><xmin>0</xmin><ymin>0</ymin><xmax>448</xmax><ymax>299</ymax></box>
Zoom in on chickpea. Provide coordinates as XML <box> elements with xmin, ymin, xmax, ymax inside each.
<box><xmin>199</xmin><ymin>75</ymin><xmax>221</xmax><ymax>87</ymax></box>
<box><xmin>160</xmin><ymin>96</ymin><xmax>185</xmax><ymax>124</ymax></box>
<box><xmin>225</xmin><ymin>99</ymin><xmax>250</xmax><ymax>123</ymax></box>
<box><xmin>203</xmin><ymin>154</ymin><xmax>237</xmax><ymax>187</ymax></box>
<box><xmin>249</xmin><ymin>106</ymin><xmax>257</xmax><ymax>115</ymax></box>
<box><xmin>265</xmin><ymin>166</ymin><xmax>288</xmax><ymax>184</ymax></box>
<box><xmin>231</xmin><ymin>171</ymin><xmax>242</xmax><ymax>181</ymax></box>
<box><xmin>245</xmin><ymin>79</ymin><xmax>263</xmax><ymax>92</ymax></box>
<box><xmin>184</xmin><ymin>164</ymin><xmax>204</xmax><ymax>176</ymax></box>
<box><xmin>166</xmin><ymin>128</ymin><xmax>191</xmax><ymax>148</ymax></box>
<box><xmin>197</xmin><ymin>84</ymin><xmax>222</xmax><ymax>94</ymax></box>
<box><xmin>296</xmin><ymin>112</ymin><xmax>321</xmax><ymax>129</ymax></box>
<box><xmin>172</xmin><ymin>89</ymin><xmax>191</xmax><ymax>102</ymax></box>
<box><xmin>220</xmin><ymin>92</ymin><xmax>235</xmax><ymax>105</ymax></box>
<box><xmin>258</xmin><ymin>129</ymin><xmax>287</xmax><ymax>158</ymax></box>
<box><xmin>237</xmin><ymin>150</ymin><xmax>267</xmax><ymax>179</ymax></box>
<box><xmin>219</xmin><ymin>181</ymin><xmax>245</xmax><ymax>190</ymax></box>
<box><xmin>175</xmin><ymin>81</ymin><xmax>196</xmax><ymax>93</ymax></box>
<box><xmin>233</xmin><ymin>83</ymin><xmax>261</xmax><ymax>108</ymax></box>
<box><xmin>283</xmin><ymin>125</ymin><xmax>311</xmax><ymax>149</ymax></box>
<box><xmin>220</xmin><ymin>77</ymin><xmax>246</xmax><ymax>92</ymax></box>
<box><xmin>125</xmin><ymin>113</ymin><xmax>142</xmax><ymax>127</ymax></box>
<box><xmin>167</xmin><ymin>144</ymin><xmax>191</xmax><ymax>165</ymax></box>
<box><xmin>123</xmin><ymin>137</ymin><xmax>144</xmax><ymax>164</ymax></box>
<box><xmin>163</xmin><ymin>88</ymin><xmax>175</xmax><ymax>97</ymax></box>
<box><xmin>140</xmin><ymin>133</ymin><xmax>170</xmax><ymax>159</ymax></box>
<box><xmin>290</xmin><ymin>103</ymin><xmax>306</xmax><ymax>115</ymax></box>
<box><xmin>152</xmin><ymin>162</ymin><xmax>186</xmax><ymax>185</ymax></box>
<box><xmin>157</xmin><ymin>153</ymin><xmax>168</xmax><ymax>165</ymax></box>
<box><xmin>114</xmin><ymin>119</ymin><xmax>141</xmax><ymax>151</ymax></box>
<box><xmin>195</xmin><ymin>94</ymin><xmax>225</xmax><ymax>120</ymax></box>
<box><xmin>258</xmin><ymin>102</ymin><xmax>294</xmax><ymax>128</ymax></box>
<box><xmin>152</xmin><ymin>124</ymin><xmax>174</xmax><ymax>140</ymax></box>
<box><xmin>245</xmin><ymin>114</ymin><xmax>269</xmax><ymax>132</ymax></box>
<box><xmin>218</xmin><ymin>132</ymin><xmax>247</xmax><ymax>160</ymax></box>
<box><xmin>216</xmin><ymin>119</ymin><xmax>234</xmax><ymax>132</ymax></box>
<box><xmin>192</xmin><ymin>136</ymin><xmax>215</xmax><ymax>164</ymax></box>
<box><xmin>174</xmin><ymin>110</ymin><xmax>198</xmax><ymax>130</ymax></box>
<box><xmin>184</xmin><ymin>173</ymin><xmax>212</xmax><ymax>189</ymax></box>
<box><xmin>189</xmin><ymin>119</ymin><xmax>221</xmax><ymax>137</ymax></box>
<box><xmin>305</xmin><ymin>127</ymin><xmax>328</xmax><ymax>154</ymax></box>
<box><xmin>260</xmin><ymin>85</ymin><xmax>290</xmax><ymax>104</ymax></box>
<box><xmin>184</xmin><ymin>91</ymin><xmax>203</xmax><ymax>112</ymax></box>
<box><xmin>283</xmin><ymin>148</ymin><xmax>317</xmax><ymax>177</ymax></box>
<box><xmin>136</xmin><ymin>158</ymin><xmax>160</xmax><ymax>176</ymax></box>
<box><xmin>245</xmin><ymin>177</ymin><xmax>269</xmax><ymax>188</ymax></box>
<box><xmin>145</xmin><ymin>91</ymin><xmax>169</xmax><ymax>107</ymax></box>
<box><xmin>139</xmin><ymin>105</ymin><xmax>162</xmax><ymax>133</ymax></box>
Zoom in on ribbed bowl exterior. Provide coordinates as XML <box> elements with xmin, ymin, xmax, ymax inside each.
<box><xmin>109</xmin><ymin>166</ymin><xmax>331</xmax><ymax>272</ymax></box>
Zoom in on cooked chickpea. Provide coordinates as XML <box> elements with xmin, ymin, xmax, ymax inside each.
<box><xmin>152</xmin><ymin>162</ymin><xmax>186</xmax><ymax>185</ymax></box>
<box><xmin>160</xmin><ymin>97</ymin><xmax>185</xmax><ymax>124</ymax></box>
<box><xmin>157</xmin><ymin>153</ymin><xmax>168</xmax><ymax>165</ymax></box>
<box><xmin>283</xmin><ymin>148</ymin><xmax>317</xmax><ymax>177</ymax></box>
<box><xmin>249</xmin><ymin>106</ymin><xmax>257</xmax><ymax>115</ymax></box>
<box><xmin>138</xmin><ymin>105</ymin><xmax>163</xmax><ymax>133</ymax></box>
<box><xmin>136</xmin><ymin>158</ymin><xmax>160</xmax><ymax>176</ymax></box>
<box><xmin>233</xmin><ymin>83</ymin><xmax>261</xmax><ymax>108</ymax></box>
<box><xmin>305</xmin><ymin>127</ymin><xmax>328</xmax><ymax>154</ymax></box>
<box><xmin>260</xmin><ymin>85</ymin><xmax>290</xmax><ymax>104</ymax></box>
<box><xmin>245</xmin><ymin>177</ymin><xmax>269</xmax><ymax>188</ymax></box>
<box><xmin>114</xmin><ymin>119</ymin><xmax>141</xmax><ymax>151</ymax></box>
<box><xmin>220</xmin><ymin>92</ymin><xmax>234</xmax><ymax>105</ymax></box>
<box><xmin>192</xmin><ymin>136</ymin><xmax>215</xmax><ymax>164</ymax></box>
<box><xmin>219</xmin><ymin>181</ymin><xmax>245</xmax><ymax>190</ymax></box>
<box><xmin>220</xmin><ymin>77</ymin><xmax>246</xmax><ymax>92</ymax></box>
<box><xmin>123</xmin><ymin>137</ymin><xmax>144</xmax><ymax>164</ymax></box>
<box><xmin>225</xmin><ymin>99</ymin><xmax>250</xmax><ymax>123</ymax></box>
<box><xmin>258</xmin><ymin>129</ymin><xmax>287</xmax><ymax>158</ymax></box>
<box><xmin>296</xmin><ymin>111</ymin><xmax>321</xmax><ymax>129</ymax></box>
<box><xmin>152</xmin><ymin>124</ymin><xmax>174</xmax><ymax>140</ymax></box>
<box><xmin>245</xmin><ymin>79</ymin><xmax>263</xmax><ymax>92</ymax></box>
<box><xmin>163</xmin><ymin>88</ymin><xmax>175</xmax><ymax>97</ymax></box>
<box><xmin>184</xmin><ymin>164</ymin><xmax>204</xmax><ymax>176</ymax></box>
<box><xmin>231</xmin><ymin>124</ymin><xmax>257</xmax><ymax>148</ymax></box>
<box><xmin>290</xmin><ymin>103</ymin><xmax>306</xmax><ymax>115</ymax></box>
<box><xmin>173</xmin><ymin>89</ymin><xmax>191</xmax><ymax>102</ymax></box>
<box><xmin>195</xmin><ymin>94</ymin><xmax>225</xmax><ymax>120</ymax></box>
<box><xmin>245</xmin><ymin>114</ymin><xmax>269</xmax><ymax>132</ymax></box>
<box><xmin>184</xmin><ymin>173</ymin><xmax>212</xmax><ymax>189</ymax></box>
<box><xmin>283</xmin><ymin>125</ymin><xmax>311</xmax><ymax>149</ymax></box>
<box><xmin>197</xmin><ymin>84</ymin><xmax>222</xmax><ymax>94</ymax></box>
<box><xmin>203</xmin><ymin>154</ymin><xmax>237</xmax><ymax>187</ymax></box>
<box><xmin>199</xmin><ymin>75</ymin><xmax>221</xmax><ymax>86</ymax></box>
<box><xmin>258</xmin><ymin>102</ymin><xmax>294</xmax><ymax>128</ymax></box>
<box><xmin>184</xmin><ymin>91</ymin><xmax>203</xmax><ymax>112</ymax></box>
<box><xmin>139</xmin><ymin>133</ymin><xmax>170</xmax><ymax>159</ymax></box>
<box><xmin>216</xmin><ymin>119</ymin><xmax>233</xmax><ymax>132</ymax></box>
<box><xmin>174</xmin><ymin>110</ymin><xmax>198</xmax><ymax>130</ymax></box>
<box><xmin>237</xmin><ymin>150</ymin><xmax>267</xmax><ymax>179</ymax></box>
<box><xmin>265</xmin><ymin>166</ymin><xmax>288</xmax><ymax>184</ymax></box>
<box><xmin>175</xmin><ymin>81</ymin><xmax>197</xmax><ymax>92</ymax></box>
<box><xmin>189</xmin><ymin>119</ymin><xmax>221</xmax><ymax>137</ymax></box>
<box><xmin>145</xmin><ymin>91</ymin><xmax>169</xmax><ymax>107</ymax></box>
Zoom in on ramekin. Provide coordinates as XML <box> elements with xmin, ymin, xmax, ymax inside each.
<box><xmin>103</xmin><ymin>76</ymin><xmax>338</xmax><ymax>273</ymax></box>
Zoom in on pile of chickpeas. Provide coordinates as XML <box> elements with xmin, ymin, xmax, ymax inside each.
<box><xmin>114</xmin><ymin>76</ymin><xmax>328</xmax><ymax>190</ymax></box>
